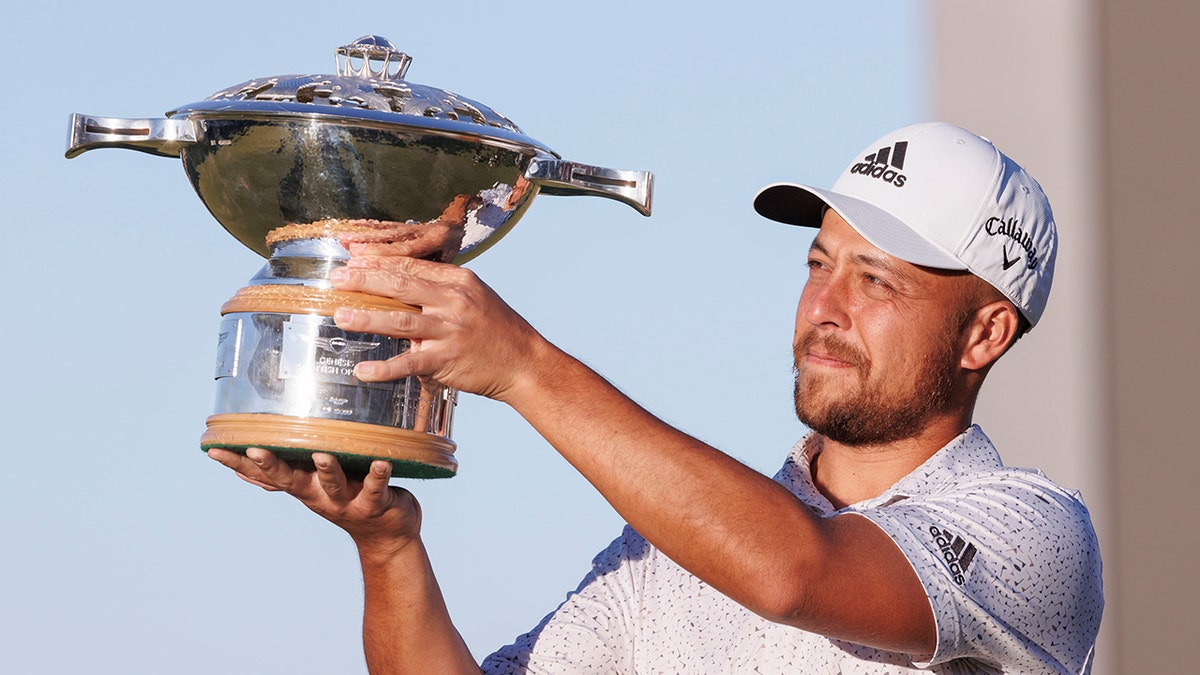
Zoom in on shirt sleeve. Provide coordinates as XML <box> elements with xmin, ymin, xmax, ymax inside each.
<box><xmin>481</xmin><ymin>526</ymin><xmax>649</xmax><ymax>674</ymax></box>
<box><xmin>852</xmin><ymin>470</ymin><xmax>1103</xmax><ymax>673</ymax></box>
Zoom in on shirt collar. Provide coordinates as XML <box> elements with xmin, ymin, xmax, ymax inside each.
<box><xmin>778</xmin><ymin>425</ymin><xmax>1003</xmax><ymax>514</ymax></box>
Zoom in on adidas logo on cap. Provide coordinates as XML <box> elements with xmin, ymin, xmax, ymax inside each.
<box><xmin>849</xmin><ymin>141</ymin><xmax>909</xmax><ymax>187</ymax></box>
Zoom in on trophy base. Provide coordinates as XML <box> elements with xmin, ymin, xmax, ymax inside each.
<box><xmin>201</xmin><ymin>413</ymin><xmax>458</xmax><ymax>479</ymax></box>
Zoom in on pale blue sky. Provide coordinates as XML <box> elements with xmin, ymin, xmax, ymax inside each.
<box><xmin>1</xmin><ymin>1</ymin><xmax>928</xmax><ymax>671</ymax></box>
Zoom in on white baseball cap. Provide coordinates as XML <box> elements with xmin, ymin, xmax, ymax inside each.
<box><xmin>754</xmin><ymin>122</ymin><xmax>1057</xmax><ymax>328</ymax></box>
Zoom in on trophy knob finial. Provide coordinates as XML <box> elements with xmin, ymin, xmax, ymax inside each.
<box><xmin>336</xmin><ymin>35</ymin><xmax>411</xmax><ymax>81</ymax></box>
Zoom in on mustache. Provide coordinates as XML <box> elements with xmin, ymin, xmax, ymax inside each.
<box><xmin>793</xmin><ymin>330</ymin><xmax>869</xmax><ymax>374</ymax></box>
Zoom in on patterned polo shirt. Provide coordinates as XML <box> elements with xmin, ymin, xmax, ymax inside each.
<box><xmin>481</xmin><ymin>425</ymin><xmax>1104</xmax><ymax>673</ymax></box>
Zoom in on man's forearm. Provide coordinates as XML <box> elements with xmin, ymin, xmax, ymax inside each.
<box><xmin>359</xmin><ymin>540</ymin><xmax>480</xmax><ymax>675</ymax></box>
<box><xmin>501</xmin><ymin>343</ymin><xmax>823</xmax><ymax>617</ymax></box>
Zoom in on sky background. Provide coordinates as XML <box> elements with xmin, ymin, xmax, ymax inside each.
<box><xmin>1</xmin><ymin>2</ymin><xmax>928</xmax><ymax>671</ymax></box>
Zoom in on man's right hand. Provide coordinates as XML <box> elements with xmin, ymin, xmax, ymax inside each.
<box><xmin>206</xmin><ymin>447</ymin><xmax>422</xmax><ymax>560</ymax></box>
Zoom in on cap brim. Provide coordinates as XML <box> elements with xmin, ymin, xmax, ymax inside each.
<box><xmin>753</xmin><ymin>183</ymin><xmax>966</xmax><ymax>270</ymax></box>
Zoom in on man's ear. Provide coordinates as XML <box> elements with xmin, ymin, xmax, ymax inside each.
<box><xmin>960</xmin><ymin>301</ymin><xmax>1021</xmax><ymax>371</ymax></box>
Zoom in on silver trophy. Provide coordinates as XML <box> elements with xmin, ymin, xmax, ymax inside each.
<box><xmin>66</xmin><ymin>36</ymin><xmax>653</xmax><ymax>478</ymax></box>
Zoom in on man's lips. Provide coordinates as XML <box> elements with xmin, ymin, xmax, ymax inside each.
<box><xmin>794</xmin><ymin>329</ymin><xmax>869</xmax><ymax>377</ymax></box>
<box><xmin>803</xmin><ymin>350</ymin><xmax>856</xmax><ymax>368</ymax></box>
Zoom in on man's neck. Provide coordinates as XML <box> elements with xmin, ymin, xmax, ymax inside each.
<box><xmin>809</xmin><ymin>416</ymin><xmax>970</xmax><ymax>509</ymax></box>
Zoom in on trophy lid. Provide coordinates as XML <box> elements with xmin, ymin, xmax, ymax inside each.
<box><xmin>168</xmin><ymin>35</ymin><xmax>552</xmax><ymax>155</ymax></box>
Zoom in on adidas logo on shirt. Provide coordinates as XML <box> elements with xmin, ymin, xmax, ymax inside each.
<box><xmin>928</xmin><ymin>525</ymin><xmax>978</xmax><ymax>586</ymax></box>
<box><xmin>849</xmin><ymin>141</ymin><xmax>908</xmax><ymax>187</ymax></box>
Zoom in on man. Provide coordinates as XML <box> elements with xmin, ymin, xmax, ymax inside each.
<box><xmin>209</xmin><ymin>122</ymin><xmax>1104</xmax><ymax>673</ymax></box>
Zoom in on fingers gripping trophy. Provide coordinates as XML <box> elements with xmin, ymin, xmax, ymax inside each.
<box><xmin>66</xmin><ymin>35</ymin><xmax>653</xmax><ymax>478</ymax></box>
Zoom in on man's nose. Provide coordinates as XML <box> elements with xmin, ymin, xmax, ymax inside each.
<box><xmin>801</xmin><ymin>275</ymin><xmax>851</xmax><ymax>329</ymax></box>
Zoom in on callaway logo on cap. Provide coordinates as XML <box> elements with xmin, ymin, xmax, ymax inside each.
<box><xmin>753</xmin><ymin>122</ymin><xmax>1058</xmax><ymax>328</ymax></box>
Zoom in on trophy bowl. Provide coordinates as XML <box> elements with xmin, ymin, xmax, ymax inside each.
<box><xmin>67</xmin><ymin>35</ymin><xmax>652</xmax><ymax>262</ymax></box>
<box><xmin>66</xmin><ymin>36</ymin><xmax>653</xmax><ymax>478</ymax></box>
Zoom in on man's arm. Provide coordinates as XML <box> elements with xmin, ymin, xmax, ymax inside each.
<box><xmin>206</xmin><ymin>448</ymin><xmax>480</xmax><ymax>674</ymax></box>
<box><xmin>327</xmin><ymin>253</ymin><xmax>937</xmax><ymax>655</ymax></box>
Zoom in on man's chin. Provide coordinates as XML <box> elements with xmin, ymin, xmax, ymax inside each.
<box><xmin>794</xmin><ymin>390</ymin><xmax>846</xmax><ymax>431</ymax></box>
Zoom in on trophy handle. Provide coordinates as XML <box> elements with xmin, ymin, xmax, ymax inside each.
<box><xmin>65</xmin><ymin>114</ymin><xmax>197</xmax><ymax>159</ymax></box>
<box><xmin>525</xmin><ymin>158</ymin><xmax>653</xmax><ymax>216</ymax></box>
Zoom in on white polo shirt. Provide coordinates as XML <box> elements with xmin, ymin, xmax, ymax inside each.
<box><xmin>481</xmin><ymin>426</ymin><xmax>1103</xmax><ymax>673</ymax></box>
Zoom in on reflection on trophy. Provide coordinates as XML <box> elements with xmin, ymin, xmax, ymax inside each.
<box><xmin>66</xmin><ymin>36</ymin><xmax>653</xmax><ymax>478</ymax></box>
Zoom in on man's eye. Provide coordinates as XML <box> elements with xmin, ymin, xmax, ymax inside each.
<box><xmin>865</xmin><ymin>275</ymin><xmax>893</xmax><ymax>291</ymax></box>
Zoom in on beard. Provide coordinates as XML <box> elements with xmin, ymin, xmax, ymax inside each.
<box><xmin>792</xmin><ymin>328</ymin><xmax>960</xmax><ymax>446</ymax></box>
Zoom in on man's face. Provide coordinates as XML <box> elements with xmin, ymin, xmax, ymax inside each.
<box><xmin>793</xmin><ymin>210</ymin><xmax>971</xmax><ymax>446</ymax></box>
